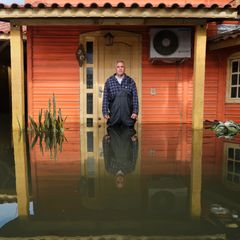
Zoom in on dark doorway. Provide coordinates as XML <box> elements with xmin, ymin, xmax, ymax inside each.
<box><xmin>0</xmin><ymin>40</ymin><xmax>11</xmax><ymax>114</ymax></box>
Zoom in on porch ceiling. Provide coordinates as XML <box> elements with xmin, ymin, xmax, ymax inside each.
<box><xmin>0</xmin><ymin>3</ymin><xmax>239</xmax><ymax>20</ymax></box>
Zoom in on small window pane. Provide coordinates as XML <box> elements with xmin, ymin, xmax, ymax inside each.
<box><xmin>87</xmin><ymin>132</ymin><xmax>94</xmax><ymax>152</ymax></box>
<box><xmin>235</xmin><ymin>149</ymin><xmax>240</xmax><ymax>160</ymax></box>
<box><xmin>87</xmin><ymin>67</ymin><xmax>93</xmax><ymax>89</ymax></box>
<box><xmin>227</xmin><ymin>173</ymin><xmax>232</xmax><ymax>181</ymax></box>
<box><xmin>233</xmin><ymin>175</ymin><xmax>240</xmax><ymax>183</ymax></box>
<box><xmin>231</xmin><ymin>87</ymin><xmax>237</xmax><ymax>98</ymax></box>
<box><xmin>87</xmin><ymin>118</ymin><xmax>93</xmax><ymax>127</ymax></box>
<box><xmin>86</xmin><ymin>42</ymin><xmax>93</xmax><ymax>64</ymax></box>
<box><xmin>238</xmin><ymin>88</ymin><xmax>240</xmax><ymax>98</ymax></box>
<box><xmin>228</xmin><ymin>160</ymin><xmax>234</xmax><ymax>172</ymax></box>
<box><xmin>87</xmin><ymin>93</ymin><xmax>93</xmax><ymax>114</ymax></box>
<box><xmin>232</xmin><ymin>74</ymin><xmax>238</xmax><ymax>85</ymax></box>
<box><xmin>228</xmin><ymin>148</ymin><xmax>234</xmax><ymax>159</ymax></box>
<box><xmin>232</xmin><ymin>61</ymin><xmax>238</xmax><ymax>73</ymax></box>
<box><xmin>235</xmin><ymin>162</ymin><xmax>240</xmax><ymax>173</ymax></box>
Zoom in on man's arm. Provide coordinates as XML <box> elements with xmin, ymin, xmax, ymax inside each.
<box><xmin>131</xmin><ymin>80</ymin><xmax>139</xmax><ymax>116</ymax></box>
<box><xmin>102</xmin><ymin>80</ymin><xmax>110</xmax><ymax>118</ymax></box>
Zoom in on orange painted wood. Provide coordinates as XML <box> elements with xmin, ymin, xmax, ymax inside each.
<box><xmin>27</xmin><ymin>25</ymin><xmax>240</xmax><ymax>124</ymax></box>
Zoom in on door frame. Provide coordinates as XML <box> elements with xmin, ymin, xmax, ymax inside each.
<box><xmin>79</xmin><ymin>30</ymin><xmax>142</xmax><ymax>125</ymax></box>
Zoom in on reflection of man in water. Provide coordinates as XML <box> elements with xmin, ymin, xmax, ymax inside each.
<box><xmin>103</xmin><ymin>126</ymin><xmax>138</xmax><ymax>188</ymax></box>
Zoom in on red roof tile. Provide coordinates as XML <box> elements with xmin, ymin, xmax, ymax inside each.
<box><xmin>0</xmin><ymin>21</ymin><xmax>9</xmax><ymax>34</ymax></box>
<box><xmin>0</xmin><ymin>21</ymin><xmax>26</xmax><ymax>35</ymax></box>
<box><xmin>0</xmin><ymin>0</ymin><xmax>237</xmax><ymax>8</ymax></box>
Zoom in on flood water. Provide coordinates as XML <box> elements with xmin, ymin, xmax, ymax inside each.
<box><xmin>0</xmin><ymin>113</ymin><xmax>240</xmax><ymax>239</ymax></box>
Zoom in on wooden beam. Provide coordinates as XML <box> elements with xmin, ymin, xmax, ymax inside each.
<box><xmin>209</xmin><ymin>36</ymin><xmax>240</xmax><ymax>50</ymax></box>
<box><xmin>190</xmin><ymin>130</ymin><xmax>203</xmax><ymax>218</ymax></box>
<box><xmin>0</xmin><ymin>8</ymin><xmax>237</xmax><ymax>19</ymax></box>
<box><xmin>12</xmin><ymin>18</ymin><xmax>206</xmax><ymax>26</ymax></box>
<box><xmin>192</xmin><ymin>25</ymin><xmax>207</xmax><ymax>129</ymax></box>
<box><xmin>13</xmin><ymin>131</ymin><xmax>29</xmax><ymax>217</ymax></box>
<box><xmin>10</xmin><ymin>22</ymin><xmax>25</xmax><ymax>130</ymax></box>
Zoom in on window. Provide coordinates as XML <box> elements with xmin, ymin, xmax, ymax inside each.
<box><xmin>224</xmin><ymin>143</ymin><xmax>240</xmax><ymax>189</ymax></box>
<box><xmin>226</xmin><ymin>53</ymin><xmax>240</xmax><ymax>103</ymax></box>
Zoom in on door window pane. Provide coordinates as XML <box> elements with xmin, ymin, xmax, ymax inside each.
<box><xmin>87</xmin><ymin>67</ymin><xmax>93</xmax><ymax>89</ymax></box>
<box><xmin>86</xmin><ymin>42</ymin><xmax>93</xmax><ymax>64</ymax></box>
<box><xmin>87</xmin><ymin>93</ymin><xmax>93</xmax><ymax>114</ymax></box>
<box><xmin>87</xmin><ymin>118</ymin><xmax>93</xmax><ymax>127</ymax></box>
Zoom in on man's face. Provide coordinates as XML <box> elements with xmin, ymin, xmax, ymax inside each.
<box><xmin>116</xmin><ymin>62</ymin><xmax>125</xmax><ymax>76</ymax></box>
<box><xmin>116</xmin><ymin>175</ymin><xmax>125</xmax><ymax>189</ymax></box>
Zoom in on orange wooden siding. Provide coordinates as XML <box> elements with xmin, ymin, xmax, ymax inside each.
<box><xmin>27</xmin><ymin>26</ymin><xmax>240</xmax><ymax>124</ymax></box>
<box><xmin>28</xmin><ymin>27</ymin><xmax>80</xmax><ymax>123</ymax></box>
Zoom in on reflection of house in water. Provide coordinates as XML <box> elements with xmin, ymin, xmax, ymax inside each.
<box><xmin>24</xmin><ymin>124</ymin><xmax>195</xmax><ymax>219</ymax></box>
<box><xmin>1</xmin><ymin>123</ymin><xmax>240</xmax><ymax>238</ymax></box>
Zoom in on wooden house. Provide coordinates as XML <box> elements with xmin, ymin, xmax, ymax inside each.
<box><xmin>0</xmin><ymin>0</ymin><xmax>239</xmax><ymax>130</ymax></box>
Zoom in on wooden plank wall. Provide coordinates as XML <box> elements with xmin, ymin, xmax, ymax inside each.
<box><xmin>28</xmin><ymin>26</ymin><xmax>80</xmax><ymax>123</ymax></box>
<box><xmin>28</xmin><ymin>26</ymin><xmax>240</xmax><ymax>124</ymax></box>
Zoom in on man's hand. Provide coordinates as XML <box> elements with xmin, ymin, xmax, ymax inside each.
<box><xmin>131</xmin><ymin>113</ymin><xmax>138</xmax><ymax>119</ymax></box>
<box><xmin>104</xmin><ymin>115</ymin><xmax>110</xmax><ymax>120</ymax></box>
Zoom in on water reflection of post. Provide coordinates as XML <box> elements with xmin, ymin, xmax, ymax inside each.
<box><xmin>12</xmin><ymin>131</ymin><xmax>29</xmax><ymax>217</ymax></box>
<box><xmin>190</xmin><ymin>129</ymin><xmax>203</xmax><ymax>218</ymax></box>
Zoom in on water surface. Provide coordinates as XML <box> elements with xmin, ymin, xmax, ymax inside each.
<box><xmin>0</xmin><ymin>116</ymin><xmax>240</xmax><ymax>239</ymax></box>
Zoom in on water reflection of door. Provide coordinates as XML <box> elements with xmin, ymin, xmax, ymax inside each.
<box><xmin>80</xmin><ymin>125</ymin><xmax>140</xmax><ymax>210</ymax></box>
<box><xmin>80</xmin><ymin>30</ymin><xmax>141</xmax><ymax>125</ymax></box>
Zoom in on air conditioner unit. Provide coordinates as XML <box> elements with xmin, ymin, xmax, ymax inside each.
<box><xmin>147</xmin><ymin>176</ymin><xmax>188</xmax><ymax>216</ymax></box>
<box><xmin>150</xmin><ymin>28</ymin><xmax>191</xmax><ymax>59</ymax></box>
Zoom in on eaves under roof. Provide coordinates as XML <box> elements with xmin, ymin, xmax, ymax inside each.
<box><xmin>0</xmin><ymin>1</ymin><xmax>239</xmax><ymax>20</ymax></box>
<box><xmin>209</xmin><ymin>27</ymin><xmax>240</xmax><ymax>43</ymax></box>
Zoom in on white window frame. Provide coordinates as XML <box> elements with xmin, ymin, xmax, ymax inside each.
<box><xmin>223</xmin><ymin>142</ymin><xmax>240</xmax><ymax>191</ymax></box>
<box><xmin>226</xmin><ymin>52</ymin><xmax>240</xmax><ymax>103</ymax></box>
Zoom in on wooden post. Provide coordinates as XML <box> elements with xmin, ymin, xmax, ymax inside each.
<box><xmin>13</xmin><ymin>131</ymin><xmax>29</xmax><ymax>217</ymax></box>
<box><xmin>192</xmin><ymin>25</ymin><xmax>207</xmax><ymax>129</ymax></box>
<box><xmin>190</xmin><ymin>129</ymin><xmax>203</xmax><ymax>218</ymax></box>
<box><xmin>10</xmin><ymin>22</ymin><xmax>25</xmax><ymax>130</ymax></box>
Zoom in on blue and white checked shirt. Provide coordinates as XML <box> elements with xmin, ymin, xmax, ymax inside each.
<box><xmin>102</xmin><ymin>74</ymin><xmax>139</xmax><ymax>116</ymax></box>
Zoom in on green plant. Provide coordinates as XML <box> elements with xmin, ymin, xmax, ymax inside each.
<box><xmin>28</xmin><ymin>94</ymin><xmax>67</xmax><ymax>160</ymax></box>
<box><xmin>28</xmin><ymin>94</ymin><xmax>66</xmax><ymax>134</ymax></box>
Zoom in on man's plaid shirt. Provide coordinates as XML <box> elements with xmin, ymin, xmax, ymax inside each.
<box><xmin>102</xmin><ymin>74</ymin><xmax>139</xmax><ymax>116</ymax></box>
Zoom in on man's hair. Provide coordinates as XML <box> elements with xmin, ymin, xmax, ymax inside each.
<box><xmin>116</xmin><ymin>60</ymin><xmax>125</xmax><ymax>65</ymax></box>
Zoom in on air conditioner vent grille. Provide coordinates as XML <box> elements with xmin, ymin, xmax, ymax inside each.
<box><xmin>153</xmin><ymin>30</ymin><xmax>179</xmax><ymax>56</ymax></box>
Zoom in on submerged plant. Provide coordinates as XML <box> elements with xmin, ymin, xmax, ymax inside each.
<box><xmin>205</xmin><ymin>120</ymin><xmax>240</xmax><ymax>138</ymax></box>
<box><xmin>28</xmin><ymin>94</ymin><xmax>67</xmax><ymax>160</ymax></box>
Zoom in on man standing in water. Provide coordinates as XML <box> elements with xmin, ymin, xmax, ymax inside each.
<box><xmin>102</xmin><ymin>60</ymin><xmax>139</xmax><ymax>127</ymax></box>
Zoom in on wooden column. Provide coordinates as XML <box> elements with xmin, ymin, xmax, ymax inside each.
<box><xmin>10</xmin><ymin>22</ymin><xmax>25</xmax><ymax>130</ymax></box>
<box><xmin>190</xmin><ymin>129</ymin><xmax>203</xmax><ymax>218</ymax></box>
<box><xmin>192</xmin><ymin>25</ymin><xmax>207</xmax><ymax>129</ymax></box>
<box><xmin>13</xmin><ymin>131</ymin><xmax>29</xmax><ymax>217</ymax></box>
